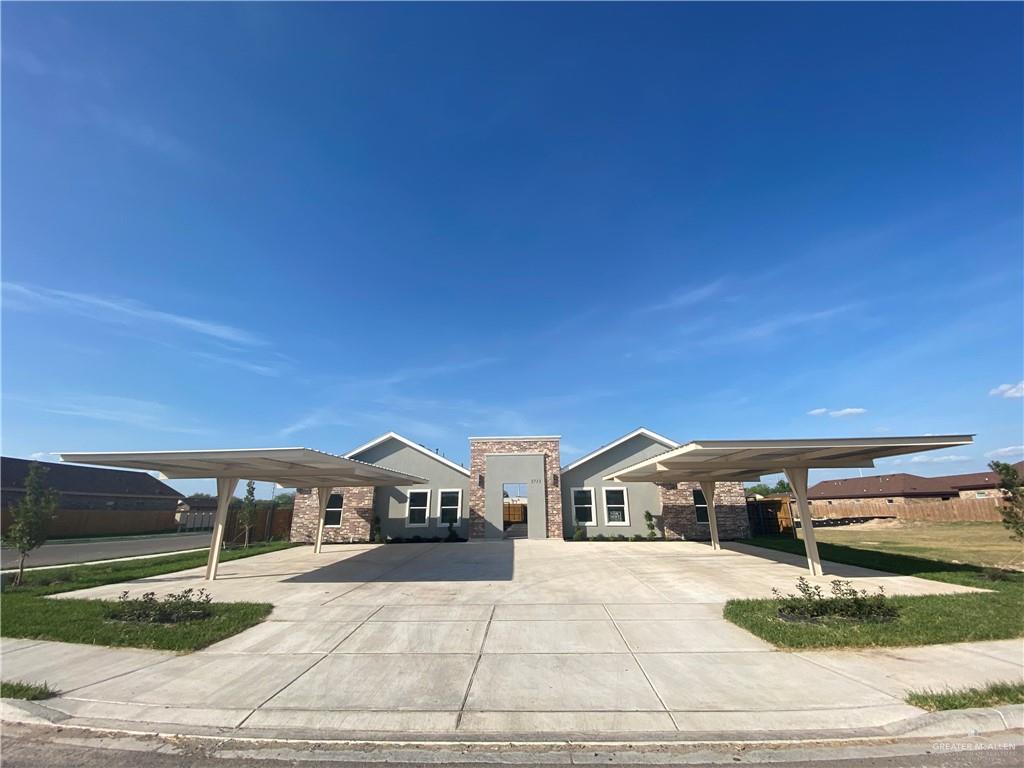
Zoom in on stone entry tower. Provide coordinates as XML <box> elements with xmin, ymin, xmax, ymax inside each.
<box><xmin>467</xmin><ymin>437</ymin><xmax>562</xmax><ymax>540</ymax></box>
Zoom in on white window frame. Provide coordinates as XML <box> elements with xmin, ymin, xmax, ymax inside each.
<box><xmin>406</xmin><ymin>488</ymin><xmax>431</xmax><ymax>527</ymax></box>
<box><xmin>602</xmin><ymin>486</ymin><xmax>630</xmax><ymax>526</ymax></box>
<box><xmin>571</xmin><ymin>487</ymin><xmax>597</xmax><ymax>526</ymax></box>
<box><xmin>437</xmin><ymin>488</ymin><xmax>462</xmax><ymax>526</ymax></box>
<box><xmin>692</xmin><ymin>489</ymin><xmax>709</xmax><ymax>525</ymax></box>
<box><xmin>324</xmin><ymin>491</ymin><xmax>344</xmax><ymax>528</ymax></box>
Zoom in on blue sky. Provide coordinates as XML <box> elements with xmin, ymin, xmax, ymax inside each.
<box><xmin>3</xmin><ymin>3</ymin><xmax>1022</xmax><ymax>497</ymax></box>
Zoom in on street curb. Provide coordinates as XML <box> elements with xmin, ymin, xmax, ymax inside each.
<box><xmin>2</xmin><ymin>699</ymin><xmax>1021</xmax><ymax>747</ymax></box>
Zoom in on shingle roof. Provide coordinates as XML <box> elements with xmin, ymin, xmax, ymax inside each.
<box><xmin>808</xmin><ymin>460</ymin><xmax>1024</xmax><ymax>499</ymax></box>
<box><xmin>2</xmin><ymin>457</ymin><xmax>183</xmax><ymax>499</ymax></box>
<box><xmin>936</xmin><ymin>461</ymin><xmax>1024</xmax><ymax>490</ymax></box>
<box><xmin>808</xmin><ymin>473</ymin><xmax>955</xmax><ymax>500</ymax></box>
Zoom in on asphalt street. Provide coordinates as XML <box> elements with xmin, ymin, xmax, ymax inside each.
<box><xmin>0</xmin><ymin>531</ymin><xmax>212</xmax><ymax>569</ymax></box>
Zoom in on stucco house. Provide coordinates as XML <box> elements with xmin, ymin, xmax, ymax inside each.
<box><xmin>290</xmin><ymin>428</ymin><xmax>750</xmax><ymax>544</ymax></box>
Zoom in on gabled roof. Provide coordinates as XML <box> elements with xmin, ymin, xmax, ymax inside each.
<box><xmin>2</xmin><ymin>456</ymin><xmax>183</xmax><ymax>499</ymax></box>
<box><xmin>561</xmin><ymin>427</ymin><xmax>679</xmax><ymax>473</ymax></box>
<box><xmin>937</xmin><ymin>461</ymin><xmax>1024</xmax><ymax>490</ymax></box>
<box><xmin>345</xmin><ymin>432</ymin><xmax>470</xmax><ymax>477</ymax></box>
<box><xmin>808</xmin><ymin>473</ymin><xmax>955</xmax><ymax>500</ymax></box>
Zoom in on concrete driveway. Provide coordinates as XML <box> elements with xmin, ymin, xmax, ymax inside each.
<box><xmin>6</xmin><ymin>540</ymin><xmax>1021</xmax><ymax>740</ymax></box>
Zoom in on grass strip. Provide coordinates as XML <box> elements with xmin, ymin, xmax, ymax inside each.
<box><xmin>1</xmin><ymin>680</ymin><xmax>58</xmax><ymax>700</ymax></box>
<box><xmin>907</xmin><ymin>681</ymin><xmax>1024</xmax><ymax>711</ymax></box>
<box><xmin>723</xmin><ymin>536</ymin><xmax>1024</xmax><ymax>649</ymax></box>
<box><xmin>0</xmin><ymin>542</ymin><xmax>293</xmax><ymax>651</ymax></box>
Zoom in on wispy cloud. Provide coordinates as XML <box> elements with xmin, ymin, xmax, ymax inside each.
<box><xmin>12</xmin><ymin>394</ymin><xmax>208</xmax><ymax>435</ymax></box>
<box><xmin>808</xmin><ymin>407</ymin><xmax>867</xmax><ymax>417</ymax></box>
<box><xmin>884</xmin><ymin>454</ymin><xmax>973</xmax><ymax>465</ymax></box>
<box><xmin>87</xmin><ymin>105</ymin><xmax>195</xmax><ymax>164</ymax></box>
<box><xmin>636</xmin><ymin>279</ymin><xmax>726</xmax><ymax>314</ymax></box>
<box><xmin>4</xmin><ymin>283</ymin><xmax>266</xmax><ymax>346</ymax></box>
<box><xmin>985</xmin><ymin>446</ymin><xmax>1024</xmax><ymax>459</ymax></box>
<box><xmin>989</xmin><ymin>381</ymin><xmax>1024</xmax><ymax>399</ymax></box>
<box><xmin>829</xmin><ymin>407</ymin><xmax>867</xmax><ymax>418</ymax></box>
<box><xmin>192</xmin><ymin>351</ymin><xmax>282</xmax><ymax>378</ymax></box>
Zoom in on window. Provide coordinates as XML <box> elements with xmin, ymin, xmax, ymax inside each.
<box><xmin>324</xmin><ymin>493</ymin><xmax>343</xmax><ymax>527</ymax></box>
<box><xmin>438</xmin><ymin>489</ymin><xmax>462</xmax><ymax>525</ymax></box>
<box><xmin>886</xmin><ymin>498</ymin><xmax>895</xmax><ymax>504</ymax></box>
<box><xmin>976</xmin><ymin>491</ymin><xmax>989</xmax><ymax>499</ymax></box>
<box><xmin>407</xmin><ymin>489</ymin><xmax>430</xmax><ymax>526</ymax></box>
<box><xmin>693</xmin><ymin>489</ymin><xmax>709</xmax><ymax>524</ymax></box>
<box><xmin>603</xmin><ymin>487</ymin><xmax>629</xmax><ymax>525</ymax></box>
<box><xmin>571</xmin><ymin>488</ymin><xmax>595</xmax><ymax>525</ymax></box>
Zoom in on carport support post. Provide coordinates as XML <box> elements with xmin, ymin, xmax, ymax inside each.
<box><xmin>698</xmin><ymin>480</ymin><xmax>721</xmax><ymax>551</ymax></box>
<box><xmin>205</xmin><ymin>477</ymin><xmax>239</xmax><ymax>581</ymax></box>
<box><xmin>313</xmin><ymin>486</ymin><xmax>332</xmax><ymax>554</ymax></box>
<box><xmin>784</xmin><ymin>467</ymin><xmax>823</xmax><ymax>576</ymax></box>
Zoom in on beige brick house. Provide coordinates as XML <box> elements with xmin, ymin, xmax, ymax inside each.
<box><xmin>290</xmin><ymin>428</ymin><xmax>749</xmax><ymax>544</ymax></box>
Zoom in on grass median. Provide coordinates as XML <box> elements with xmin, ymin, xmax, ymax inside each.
<box><xmin>723</xmin><ymin>535</ymin><xmax>1024</xmax><ymax>649</ymax></box>
<box><xmin>0</xmin><ymin>542</ymin><xmax>292</xmax><ymax>652</ymax></box>
<box><xmin>907</xmin><ymin>681</ymin><xmax>1024</xmax><ymax>711</ymax></box>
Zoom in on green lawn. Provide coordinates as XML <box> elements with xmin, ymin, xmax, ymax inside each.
<box><xmin>907</xmin><ymin>681</ymin><xmax>1024</xmax><ymax>711</ymax></box>
<box><xmin>724</xmin><ymin>535</ymin><xmax>1024</xmax><ymax>649</ymax></box>
<box><xmin>0</xmin><ymin>542</ymin><xmax>291</xmax><ymax>652</ymax></box>
<box><xmin>0</xmin><ymin>681</ymin><xmax>58</xmax><ymax>700</ymax></box>
<box><xmin>795</xmin><ymin>521</ymin><xmax>1023</xmax><ymax>571</ymax></box>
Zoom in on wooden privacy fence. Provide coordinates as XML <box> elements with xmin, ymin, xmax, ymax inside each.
<box><xmin>30</xmin><ymin>508</ymin><xmax>178</xmax><ymax>538</ymax></box>
<box><xmin>223</xmin><ymin>506</ymin><xmax>293</xmax><ymax>544</ymax></box>
<box><xmin>809</xmin><ymin>498</ymin><xmax>1002</xmax><ymax>523</ymax></box>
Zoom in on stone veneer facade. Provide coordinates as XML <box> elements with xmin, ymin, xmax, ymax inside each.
<box><xmin>468</xmin><ymin>438</ymin><xmax>563</xmax><ymax>539</ymax></box>
<box><xmin>660</xmin><ymin>481</ymin><xmax>750</xmax><ymax>540</ymax></box>
<box><xmin>291</xmin><ymin>486</ymin><xmax>376</xmax><ymax>543</ymax></box>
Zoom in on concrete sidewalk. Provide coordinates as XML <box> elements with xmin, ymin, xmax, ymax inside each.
<box><xmin>2</xmin><ymin>541</ymin><xmax>1021</xmax><ymax>741</ymax></box>
<box><xmin>2</xmin><ymin>635</ymin><xmax>1022</xmax><ymax>740</ymax></box>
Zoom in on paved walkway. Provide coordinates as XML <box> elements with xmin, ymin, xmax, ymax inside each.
<box><xmin>3</xmin><ymin>541</ymin><xmax>1022</xmax><ymax>740</ymax></box>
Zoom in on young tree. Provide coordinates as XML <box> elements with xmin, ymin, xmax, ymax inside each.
<box><xmin>989</xmin><ymin>461</ymin><xmax>1024</xmax><ymax>541</ymax></box>
<box><xmin>238</xmin><ymin>480</ymin><xmax>258</xmax><ymax>549</ymax></box>
<box><xmin>3</xmin><ymin>462</ymin><xmax>58</xmax><ymax>586</ymax></box>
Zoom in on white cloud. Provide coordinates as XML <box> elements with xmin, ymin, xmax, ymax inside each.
<box><xmin>637</xmin><ymin>279</ymin><xmax>725</xmax><ymax>314</ymax></box>
<box><xmin>3</xmin><ymin>283</ymin><xmax>265</xmax><ymax>346</ymax></box>
<box><xmin>908</xmin><ymin>454</ymin><xmax>971</xmax><ymax>464</ymax></box>
<box><xmin>829</xmin><ymin>408</ymin><xmax>867</xmax><ymax>417</ymax></box>
<box><xmin>989</xmin><ymin>381</ymin><xmax>1024</xmax><ymax>399</ymax></box>
<box><xmin>29</xmin><ymin>451</ymin><xmax>56</xmax><ymax>461</ymax></box>
<box><xmin>13</xmin><ymin>393</ymin><xmax>208</xmax><ymax>435</ymax></box>
<box><xmin>985</xmin><ymin>446</ymin><xmax>1024</xmax><ymax>459</ymax></box>
<box><xmin>807</xmin><ymin>408</ymin><xmax>828</xmax><ymax>416</ymax></box>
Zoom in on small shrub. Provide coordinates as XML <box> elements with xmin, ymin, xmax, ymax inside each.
<box><xmin>643</xmin><ymin>510</ymin><xmax>660</xmax><ymax>539</ymax></box>
<box><xmin>374</xmin><ymin>530</ymin><xmax>384</xmax><ymax>544</ymax></box>
<box><xmin>593</xmin><ymin>533</ymin><xmax>608</xmax><ymax>541</ymax></box>
<box><xmin>106</xmin><ymin>588</ymin><xmax>214</xmax><ymax>624</ymax></box>
<box><xmin>772</xmin><ymin>577</ymin><xmax>898</xmax><ymax>624</ymax></box>
<box><xmin>615</xmin><ymin>534</ymin><xmax>627</xmax><ymax>542</ymax></box>
<box><xmin>572</xmin><ymin>526</ymin><xmax>587</xmax><ymax>541</ymax></box>
<box><xmin>631</xmin><ymin>534</ymin><xmax>646</xmax><ymax>542</ymax></box>
<box><xmin>389</xmin><ymin>536</ymin><xmax>404</xmax><ymax>544</ymax></box>
<box><xmin>446</xmin><ymin>522</ymin><xmax>460</xmax><ymax>542</ymax></box>
<box><xmin>411</xmin><ymin>535</ymin><xmax>423</xmax><ymax>543</ymax></box>
<box><xmin>429</xmin><ymin>536</ymin><xmax>441</xmax><ymax>543</ymax></box>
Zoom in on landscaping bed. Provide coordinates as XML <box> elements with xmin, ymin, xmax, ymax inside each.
<box><xmin>0</xmin><ymin>543</ymin><xmax>289</xmax><ymax>652</ymax></box>
<box><xmin>723</xmin><ymin>536</ymin><xmax>1024</xmax><ymax>649</ymax></box>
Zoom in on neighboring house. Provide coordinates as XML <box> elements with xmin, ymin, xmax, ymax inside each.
<box><xmin>1</xmin><ymin>456</ymin><xmax>183</xmax><ymax>538</ymax></box>
<box><xmin>808</xmin><ymin>473</ymin><xmax>956</xmax><ymax>506</ymax></box>
<box><xmin>289</xmin><ymin>428</ymin><xmax>751</xmax><ymax>544</ymax></box>
<box><xmin>808</xmin><ymin>462</ymin><xmax>1024</xmax><ymax>506</ymax></box>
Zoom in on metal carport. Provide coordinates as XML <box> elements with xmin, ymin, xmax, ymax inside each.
<box><xmin>58</xmin><ymin>448</ymin><xmax>426</xmax><ymax>579</ymax></box>
<box><xmin>603</xmin><ymin>435</ymin><xmax>973</xmax><ymax>575</ymax></box>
